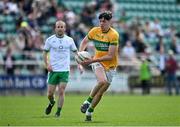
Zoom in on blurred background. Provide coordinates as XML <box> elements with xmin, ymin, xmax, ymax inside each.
<box><xmin>0</xmin><ymin>0</ymin><xmax>180</xmax><ymax>95</ymax></box>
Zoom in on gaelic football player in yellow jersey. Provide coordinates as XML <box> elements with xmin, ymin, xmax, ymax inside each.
<box><xmin>78</xmin><ymin>11</ymin><xmax>119</xmax><ymax>121</ymax></box>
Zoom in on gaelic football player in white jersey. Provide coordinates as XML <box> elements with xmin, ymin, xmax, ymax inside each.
<box><xmin>43</xmin><ymin>20</ymin><xmax>78</xmax><ymax>117</ymax></box>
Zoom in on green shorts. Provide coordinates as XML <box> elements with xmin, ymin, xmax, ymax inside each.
<box><xmin>47</xmin><ymin>71</ymin><xmax>69</xmax><ymax>85</ymax></box>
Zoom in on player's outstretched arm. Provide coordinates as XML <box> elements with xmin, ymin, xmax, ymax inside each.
<box><xmin>79</xmin><ymin>36</ymin><xmax>89</xmax><ymax>52</ymax></box>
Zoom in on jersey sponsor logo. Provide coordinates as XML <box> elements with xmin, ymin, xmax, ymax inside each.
<box><xmin>93</xmin><ymin>40</ymin><xmax>110</xmax><ymax>51</ymax></box>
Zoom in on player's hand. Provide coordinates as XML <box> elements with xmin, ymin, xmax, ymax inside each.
<box><xmin>47</xmin><ymin>65</ymin><xmax>52</xmax><ymax>72</ymax></box>
<box><xmin>78</xmin><ymin>64</ymin><xmax>84</xmax><ymax>74</ymax></box>
<box><xmin>80</xmin><ymin>59</ymin><xmax>94</xmax><ymax>65</ymax></box>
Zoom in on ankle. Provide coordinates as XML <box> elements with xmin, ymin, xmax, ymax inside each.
<box><xmin>57</xmin><ymin>107</ymin><xmax>61</xmax><ymax>113</ymax></box>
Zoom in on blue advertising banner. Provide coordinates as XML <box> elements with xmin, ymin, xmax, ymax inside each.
<box><xmin>0</xmin><ymin>75</ymin><xmax>47</xmax><ymax>90</ymax></box>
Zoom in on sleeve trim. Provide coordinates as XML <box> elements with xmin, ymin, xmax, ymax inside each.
<box><xmin>44</xmin><ymin>49</ymin><xmax>49</xmax><ymax>52</ymax></box>
<box><xmin>87</xmin><ymin>35</ymin><xmax>92</xmax><ymax>40</ymax></box>
<box><xmin>72</xmin><ymin>49</ymin><xmax>77</xmax><ymax>52</ymax></box>
<box><xmin>110</xmin><ymin>43</ymin><xmax>118</xmax><ymax>45</ymax></box>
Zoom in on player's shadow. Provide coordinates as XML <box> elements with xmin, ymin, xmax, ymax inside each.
<box><xmin>32</xmin><ymin>115</ymin><xmax>54</xmax><ymax>118</ymax></box>
<box><xmin>79</xmin><ymin>120</ymin><xmax>106</xmax><ymax>124</ymax></box>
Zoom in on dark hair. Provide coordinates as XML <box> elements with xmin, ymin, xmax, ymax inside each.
<box><xmin>98</xmin><ymin>11</ymin><xmax>112</xmax><ymax>20</ymax></box>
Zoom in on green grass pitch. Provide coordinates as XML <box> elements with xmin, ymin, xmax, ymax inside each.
<box><xmin>0</xmin><ymin>94</ymin><xmax>180</xmax><ymax>126</ymax></box>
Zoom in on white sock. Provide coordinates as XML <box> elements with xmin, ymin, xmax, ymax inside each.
<box><xmin>84</xmin><ymin>100</ymin><xmax>91</xmax><ymax>104</ymax></box>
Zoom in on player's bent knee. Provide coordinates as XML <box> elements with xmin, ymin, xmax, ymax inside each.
<box><xmin>48</xmin><ymin>94</ymin><xmax>54</xmax><ymax>99</ymax></box>
<box><xmin>98</xmin><ymin>80</ymin><xmax>108</xmax><ymax>85</ymax></box>
<box><xmin>58</xmin><ymin>91</ymin><xmax>65</xmax><ymax>97</ymax></box>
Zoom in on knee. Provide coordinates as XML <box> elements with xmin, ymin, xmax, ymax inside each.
<box><xmin>98</xmin><ymin>80</ymin><xmax>108</xmax><ymax>86</ymax></box>
<box><xmin>47</xmin><ymin>90</ymin><xmax>54</xmax><ymax>97</ymax></box>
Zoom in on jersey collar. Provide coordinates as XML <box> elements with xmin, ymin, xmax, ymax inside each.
<box><xmin>102</xmin><ymin>27</ymin><xmax>111</xmax><ymax>33</ymax></box>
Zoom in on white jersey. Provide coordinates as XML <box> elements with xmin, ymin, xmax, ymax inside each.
<box><xmin>44</xmin><ymin>34</ymin><xmax>77</xmax><ymax>72</ymax></box>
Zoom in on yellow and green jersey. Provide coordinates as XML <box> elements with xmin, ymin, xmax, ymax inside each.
<box><xmin>88</xmin><ymin>27</ymin><xmax>119</xmax><ymax>70</ymax></box>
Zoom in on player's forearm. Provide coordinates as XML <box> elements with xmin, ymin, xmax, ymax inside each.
<box><xmin>94</xmin><ymin>54</ymin><xmax>114</xmax><ymax>62</ymax></box>
<box><xmin>43</xmin><ymin>52</ymin><xmax>48</xmax><ymax>67</ymax></box>
<box><xmin>79</xmin><ymin>36</ymin><xmax>88</xmax><ymax>51</ymax></box>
